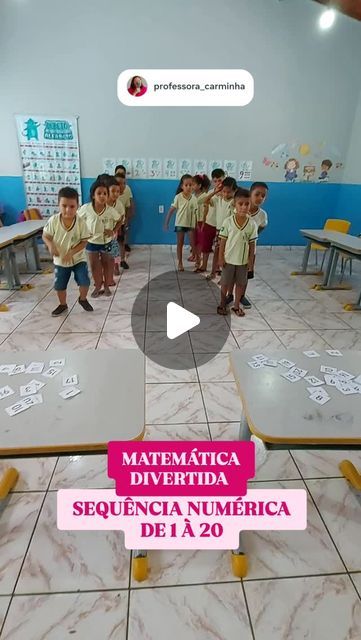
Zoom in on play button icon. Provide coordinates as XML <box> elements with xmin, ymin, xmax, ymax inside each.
<box><xmin>167</xmin><ymin>302</ymin><xmax>200</xmax><ymax>339</ymax></box>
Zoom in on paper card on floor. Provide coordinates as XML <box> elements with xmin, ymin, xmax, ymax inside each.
<box><xmin>28</xmin><ymin>393</ymin><xmax>43</xmax><ymax>404</ymax></box>
<box><xmin>5</xmin><ymin>400</ymin><xmax>30</xmax><ymax>417</ymax></box>
<box><xmin>278</xmin><ymin>359</ymin><xmax>296</xmax><ymax>369</ymax></box>
<box><xmin>49</xmin><ymin>359</ymin><xmax>65</xmax><ymax>367</ymax></box>
<box><xmin>303</xmin><ymin>351</ymin><xmax>320</xmax><ymax>358</ymax></box>
<box><xmin>20</xmin><ymin>383</ymin><xmax>38</xmax><ymax>397</ymax></box>
<box><xmin>0</xmin><ymin>364</ymin><xmax>16</xmax><ymax>374</ymax></box>
<box><xmin>248</xmin><ymin>361</ymin><xmax>264</xmax><ymax>370</ymax></box>
<box><xmin>8</xmin><ymin>365</ymin><xmax>26</xmax><ymax>376</ymax></box>
<box><xmin>26</xmin><ymin>361</ymin><xmax>45</xmax><ymax>374</ymax></box>
<box><xmin>289</xmin><ymin>367</ymin><xmax>307</xmax><ymax>378</ymax></box>
<box><xmin>307</xmin><ymin>386</ymin><xmax>328</xmax><ymax>398</ymax></box>
<box><xmin>59</xmin><ymin>387</ymin><xmax>81</xmax><ymax>400</ymax></box>
<box><xmin>42</xmin><ymin>367</ymin><xmax>61</xmax><ymax>379</ymax></box>
<box><xmin>264</xmin><ymin>359</ymin><xmax>278</xmax><ymax>367</ymax></box>
<box><xmin>28</xmin><ymin>379</ymin><xmax>45</xmax><ymax>391</ymax></box>
<box><xmin>350</xmin><ymin>383</ymin><xmax>361</xmax><ymax>393</ymax></box>
<box><xmin>324</xmin><ymin>375</ymin><xmax>339</xmax><ymax>387</ymax></box>
<box><xmin>326</xmin><ymin>350</ymin><xmax>343</xmax><ymax>357</ymax></box>
<box><xmin>310</xmin><ymin>392</ymin><xmax>331</xmax><ymax>405</ymax></box>
<box><xmin>304</xmin><ymin>375</ymin><xmax>324</xmax><ymax>386</ymax></box>
<box><xmin>63</xmin><ymin>374</ymin><xmax>78</xmax><ymax>387</ymax></box>
<box><xmin>281</xmin><ymin>371</ymin><xmax>301</xmax><ymax>383</ymax></box>
<box><xmin>0</xmin><ymin>386</ymin><xmax>15</xmax><ymax>400</ymax></box>
<box><xmin>335</xmin><ymin>380</ymin><xmax>359</xmax><ymax>395</ymax></box>
<box><xmin>320</xmin><ymin>365</ymin><xmax>337</xmax><ymax>374</ymax></box>
<box><xmin>253</xmin><ymin>354</ymin><xmax>268</xmax><ymax>362</ymax></box>
<box><xmin>336</xmin><ymin>370</ymin><xmax>354</xmax><ymax>381</ymax></box>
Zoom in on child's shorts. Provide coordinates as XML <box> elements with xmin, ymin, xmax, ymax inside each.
<box><xmin>54</xmin><ymin>261</ymin><xmax>90</xmax><ymax>291</ymax></box>
<box><xmin>117</xmin><ymin>224</ymin><xmax>125</xmax><ymax>242</ymax></box>
<box><xmin>175</xmin><ymin>226</ymin><xmax>192</xmax><ymax>233</ymax></box>
<box><xmin>194</xmin><ymin>221</ymin><xmax>203</xmax><ymax>246</ymax></box>
<box><xmin>201</xmin><ymin>223</ymin><xmax>217</xmax><ymax>253</ymax></box>
<box><xmin>221</xmin><ymin>263</ymin><xmax>248</xmax><ymax>287</ymax></box>
<box><xmin>86</xmin><ymin>241</ymin><xmax>111</xmax><ymax>253</ymax></box>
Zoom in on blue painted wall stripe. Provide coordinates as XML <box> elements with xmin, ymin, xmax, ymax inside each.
<box><xmin>1</xmin><ymin>176</ymin><xmax>360</xmax><ymax>245</ymax></box>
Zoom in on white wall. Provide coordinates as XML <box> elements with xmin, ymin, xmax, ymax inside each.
<box><xmin>342</xmin><ymin>86</ymin><xmax>361</xmax><ymax>184</ymax></box>
<box><xmin>1</xmin><ymin>0</ymin><xmax>361</xmax><ymax>180</ymax></box>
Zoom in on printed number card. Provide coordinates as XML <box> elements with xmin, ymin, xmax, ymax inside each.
<box><xmin>239</xmin><ymin>160</ymin><xmax>253</xmax><ymax>181</ymax></box>
<box><xmin>148</xmin><ymin>158</ymin><xmax>162</xmax><ymax>179</ymax></box>
<box><xmin>223</xmin><ymin>160</ymin><xmax>237</xmax><ymax>178</ymax></box>
<box><xmin>193</xmin><ymin>159</ymin><xmax>207</xmax><ymax>175</ymax></box>
<box><xmin>132</xmin><ymin>158</ymin><xmax>147</xmax><ymax>179</ymax></box>
<box><xmin>102</xmin><ymin>158</ymin><xmax>116</xmax><ymax>175</ymax></box>
<box><xmin>208</xmin><ymin>160</ymin><xmax>223</xmax><ymax>175</ymax></box>
<box><xmin>116</xmin><ymin>158</ymin><xmax>133</xmax><ymax>178</ymax></box>
<box><xmin>163</xmin><ymin>158</ymin><xmax>177</xmax><ymax>179</ymax></box>
<box><xmin>178</xmin><ymin>159</ymin><xmax>192</xmax><ymax>177</ymax></box>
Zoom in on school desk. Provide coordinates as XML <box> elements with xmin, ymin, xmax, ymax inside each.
<box><xmin>0</xmin><ymin>349</ymin><xmax>145</xmax><ymax>457</ymax></box>
<box><xmin>229</xmin><ymin>349</ymin><xmax>361</xmax><ymax>577</ymax></box>
<box><xmin>0</xmin><ymin>220</ymin><xmax>45</xmax><ymax>289</ymax></box>
<box><xmin>292</xmin><ymin>228</ymin><xmax>335</xmax><ymax>276</ymax></box>
<box><xmin>312</xmin><ymin>234</ymin><xmax>361</xmax><ymax>310</ymax></box>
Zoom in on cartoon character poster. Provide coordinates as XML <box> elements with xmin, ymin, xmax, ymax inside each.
<box><xmin>318</xmin><ymin>159</ymin><xmax>333</xmax><ymax>182</ymax></box>
<box><xmin>284</xmin><ymin>158</ymin><xmax>299</xmax><ymax>182</ymax></box>
<box><xmin>302</xmin><ymin>165</ymin><xmax>316</xmax><ymax>182</ymax></box>
<box><xmin>15</xmin><ymin>114</ymin><xmax>82</xmax><ymax>217</ymax></box>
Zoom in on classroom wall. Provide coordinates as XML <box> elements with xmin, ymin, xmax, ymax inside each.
<box><xmin>1</xmin><ymin>0</ymin><xmax>361</xmax><ymax>241</ymax></box>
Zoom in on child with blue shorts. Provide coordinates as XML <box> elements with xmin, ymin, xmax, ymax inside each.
<box><xmin>43</xmin><ymin>187</ymin><xmax>93</xmax><ymax>317</ymax></box>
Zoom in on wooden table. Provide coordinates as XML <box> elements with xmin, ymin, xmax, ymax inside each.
<box><xmin>0</xmin><ymin>349</ymin><xmax>145</xmax><ymax>457</ymax></box>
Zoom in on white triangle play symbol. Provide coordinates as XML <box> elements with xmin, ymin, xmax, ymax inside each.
<box><xmin>167</xmin><ymin>302</ymin><xmax>200</xmax><ymax>340</ymax></box>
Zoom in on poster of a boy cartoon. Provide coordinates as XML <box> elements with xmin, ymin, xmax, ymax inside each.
<box><xmin>284</xmin><ymin>158</ymin><xmax>299</xmax><ymax>182</ymax></box>
<box><xmin>318</xmin><ymin>159</ymin><xmax>332</xmax><ymax>181</ymax></box>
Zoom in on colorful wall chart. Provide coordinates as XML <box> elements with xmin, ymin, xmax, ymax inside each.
<box><xmin>101</xmin><ymin>158</ymin><xmax>253</xmax><ymax>181</ymax></box>
<box><xmin>15</xmin><ymin>115</ymin><xmax>82</xmax><ymax>217</ymax></box>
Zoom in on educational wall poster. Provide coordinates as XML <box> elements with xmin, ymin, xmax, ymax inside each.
<box><xmin>116</xmin><ymin>158</ymin><xmax>133</xmax><ymax>177</ymax></box>
<box><xmin>193</xmin><ymin>159</ymin><xmax>207</xmax><ymax>175</ymax></box>
<box><xmin>148</xmin><ymin>158</ymin><xmax>162</xmax><ymax>178</ymax></box>
<box><xmin>178</xmin><ymin>159</ymin><xmax>192</xmax><ymax>177</ymax></box>
<box><xmin>223</xmin><ymin>160</ymin><xmax>237</xmax><ymax>178</ymax></box>
<box><xmin>208</xmin><ymin>160</ymin><xmax>223</xmax><ymax>175</ymax></box>
<box><xmin>266</xmin><ymin>141</ymin><xmax>344</xmax><ymax>183</ymax></box>
<box><xmin>163</xmin><ymin>158</ymin><xmax>177</xmax><ymax>179</ymax></box>
<box><xmin>15</xmin><ymin>114</ymin><xmax>81</xmax><ymax>218</ymax></box>
<box><xmin>132</xmin><ymin>158</ymin><xmax>147</xmax><ymax>179</ymax></box>
<box><xmin>103</xmin><ymin>158</ymin><xmax>117</xmax><ymax>174</ymax></box>
<box><xmin>238</xmin><ymin>160</ymin><xmax>253</xmax><ymax>181</ymax></box>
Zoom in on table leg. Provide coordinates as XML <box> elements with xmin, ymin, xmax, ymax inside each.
<box><xmin>239</xmin><ymin>411</ymin><xmax>251</xmax><ymax>441</ymax></box>
<box><xmin>291</xmin><ymin>241</ymin><xmax>323</xmax><ymax>276</ymax></box>
<box><xmin>9</xmin><ymin>247</ymin><xmax>21</xmax><ymax>288</ymax></box>
<box><xmin>344</xmin><ymin>290</ymin><xmax>361</xmax><ymax>312</ymax></box>
<box><xmin>231</xmin><ymin>534</ymin><xmax>248</xmax><ymax>577</ymax></box>
<box><xmin>2</xmin><ymin>248</ymin><xmax>15</xmax><ymax>290</ymax></box>
<box><xmin>31</xmin><ymin>236</ymin><xmax>42</xmax><ymax>272</ymax></box>
<box><xmin>314</xmin><ymin>249</ymin><xmax>352</xmax><ymax>291</ymax></box>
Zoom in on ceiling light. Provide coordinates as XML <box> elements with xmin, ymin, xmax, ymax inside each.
<box><xmin>319</xmin><ymin>8</ymin><xmax>336</xmax><ymax>30</ymax></box>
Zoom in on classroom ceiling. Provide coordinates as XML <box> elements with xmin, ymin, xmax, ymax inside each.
<box><xmin>313</xmin><ymin>0</ymin><xmax>361</xmax><ymax>21</ymax></box>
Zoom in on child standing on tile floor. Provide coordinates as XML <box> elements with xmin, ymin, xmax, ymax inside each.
<box><xmin>115</xmin><ymin>165</ymin><xmax>134</xmax><ymax>253</ymax></box>
<box><xmin>191</xmin><ymin>173</ymin><xmax>211</xmax><ymax>270</ymax></box>
<box><xmin>200</xmin><ymin>167</ymin><xmax>225</xmax><ymax>274</ymax></box>
<box><xmin>226</xmin><ymin>181</ymin><xmax>269</xmax><ymax>309</ymax></box>
<box><xmin>164</xmin><ymin>174</ymin><xmax>198</xmax><ymax>272</ymax></box>
<box><xmin>43</xmin><ymin>187</ymin><xmax>94</xmax><ymax>317</ymax></box>
<box><xmin>217</xmin><ymin>187</ymin><xmax>258</xmax><ymax>317</ymax></box>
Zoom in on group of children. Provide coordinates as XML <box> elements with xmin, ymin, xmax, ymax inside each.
<box><xmin>42</xmin><ymin>165</ymin><xmax>134</xmax><ymax>316</ymax></box>
<box><xmin>42</xmin><ymin>164</ymin><xmax>268</xmax><ymax>319</ymax></box>
<box><xmin>165</xmin><ymin>168</ymin><xmax>269</xmax><ymax>316</ymax></box>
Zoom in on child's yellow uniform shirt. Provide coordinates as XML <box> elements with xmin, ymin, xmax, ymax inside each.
<box><xmin>43</xmin><ymin>213</ymin><xmax>90</xmax><ymax>267</ymax></box>
<box><xmin>116</xmin><ymin>190</ymin><xmax>131</xmax><ymax>212</ymax></box>
<box><xmin>124</xmin><ymin>185</ymin><xmax>133</xmax><ymax>200</ymax></box>
<box><xmin>171</xmin><ymin>193</ymin><xmax>198</xmax><ymax>228</ymax></box>
<box><xmin>219</xmin><ymin>215</ymin><xmax>258</xmax><ymax>265</ymax></box>
<box><xmin>78</xmin><ymin>203</ymin><xmax>121</xmax><ymax>245</ymax></box>
<box><xmin>205</xmin><ymin>194</ymin><xmax>220</xmax><ymax>227</ymax></box>
<box><xmin>216</xmin><ymin>197</ymin><xmax>235</xmax><ymax>231</ymax></box>
<box><xmin>195</xmin><ymin>192</ymin><xmax>209</xmax><ymax>223</ymax></box>
<box><xmin>113</xmin><ymin>198</ymin><xmax>126</xmax><ymax>224</ymax></box>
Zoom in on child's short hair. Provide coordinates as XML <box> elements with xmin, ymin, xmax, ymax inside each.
<box><xmin>250</xmin><ymin>181</ymin><xmax>268</xmax><ymax>192</ymax></box>
<box><xmin>58</xmin><ymin>187</ymin><xmax>79</xmax><ymax>203</ymax></box>
<box><xmin>222</xmin><ymin>177</ymin><xmax>237</xmax><ymax>190</ymax></box>
<box><xmin>90</xmin><ymin>179</ymin><xmax>108</xmax><ymax>203</ymax></box>
<box><xmin>97</xmin><ymin>174</ymin><xmax>118</xmax><ymax>188</ymax></box>
<box><xmin>211</xmin><ymin>168</ymin><xmax>225</xmax><ymax>179</ymax></box>
<box><xmin>322</xmin><ymin>159</ymin><xmax>333</xmax><ymax>169</ymax></box>
<box><xmin>234</xmin><ymin>187</ymin><xmax>251</xmax><ymax>200</ymax></box>
<box><xmin>106</xmin><ymin>176</ymin><xmax>120</xmax><ymax>188</ymax></box>
<box><xmin>115</xmin><ymin>164</ymin><xmax>126</xmax><ymax>175</ymax></box>
<box><xmin>193</xmin><ymin>174</ymin><xmax>211</xmax><ymax>191</ymax></box>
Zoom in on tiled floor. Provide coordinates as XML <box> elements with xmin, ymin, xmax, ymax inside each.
<box><xmin>0</xmin><ymin>245</ymin><xmax>361</xmax><ymax>639</ymax></box>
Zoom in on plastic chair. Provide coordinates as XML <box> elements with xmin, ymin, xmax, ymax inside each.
<box><xmin>312</xmin><ymin>219</ymin><xmax>351</xmax><ymax>270</ymax></box>
<box><xmin>23</xmin><ymin>208</ymin><xmax>43</xmax><ymax>221</ymax></box>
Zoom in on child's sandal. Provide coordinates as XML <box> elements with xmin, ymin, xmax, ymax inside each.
<box><xmin>232</xmin><ymin>307</ymin><xmax>245</xmax><ymax>317</ymax></box>
<box><xmin>178</xmin><ymin>265</ymin><xmax>184</xmax><ymax>272</ymax></box>
<box><xmin>206</xmin><ymin>273</ymin><xmax>216</xmax><ymax>281</ymax></box>
<box><xmin>217</xmin><ymin>305</ymin><xmax>227</xmax><ymax>316</ymax></box>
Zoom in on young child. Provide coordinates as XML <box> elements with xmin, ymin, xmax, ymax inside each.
<box><xmin>115</xmin><ymin>165</ymin><xmax>134</xmax><ymax>252</ymax></box>
<box><xmin>207</xmin><ymin>177</ymin><xmax>237</xmax><ymax>280</ymax></box>
<box><xmin>164</xmin><ymin>174</ymin><xmax>198</xmax><ymax>272</ymax></box>
<box><xmin>103</xmin><ymin>176</ymin><xmax>127</xmax><ymax>276</ymax></box>
<box><xmin>78</xmin><ymin>180</ymin><xmax>122</xmax><ymax>297</ymax></box>
<box><xmin>192</xmin><ymin>173</ymin><xmax>211</xmax><ymax>271</ymax></box>
<box><xmin>228</xmin><ymin>181</ymin><xmax>268</xmax><ymax>309</ymax></box>
<box><xmin>42</xmin><ymin>187</ymin><xmax>93</xmax><ymax>317</ymax></box>
<box><xmin>217</xmin><ymin>188</ymin><xmax>258</xmax><ymax>317</ymax></box>
<box><xmin>200</xmin><ymin>168</ymin><xmax>225</xmax><ymax>273</ymax></box>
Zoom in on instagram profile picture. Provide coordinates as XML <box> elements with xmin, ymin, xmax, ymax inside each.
<box><xmin>127</xmin><ymin>75</ymin><xmax>147</xmax><ymax>97</ymax></box>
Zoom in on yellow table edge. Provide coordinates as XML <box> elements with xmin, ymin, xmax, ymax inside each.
<box><xmin>231</xmin><ymin>361</ymin><xmax>361</xmax><ymax>446</ymax></box>
<box><xmin>0</xmin><ymin>427</ymin><xmax>145</xmax><ymax>457</ymax></box>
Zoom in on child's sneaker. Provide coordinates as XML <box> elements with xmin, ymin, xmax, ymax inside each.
<box><xmin>225</xmin><ymin>293</ymin><xmax>234</xmax><ymax>305</ymax></box>
<box><xmin>51</xmin><ymin>304</ymin><xmax>68</xmax><ymax>317</ymax></box>
<box><xmin>78</xmin><ymin>298</ymin><xmax>93</xmax><ymax>312</ymax></box>
<box><xmin>241</xmin><ymin>296</ymin><xmax>252</xmax><ymax>309</ymax></box>
<box><xmin>120</xmin><ymin>260</ymin><xmax>129</xmax><ymax>270</ymax></box>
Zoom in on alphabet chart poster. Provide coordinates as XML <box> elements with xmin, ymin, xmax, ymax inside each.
<box><xmin>15</xmin><ymin>114</ymin><xmax>82</xmax><ymax>217</ymax></box>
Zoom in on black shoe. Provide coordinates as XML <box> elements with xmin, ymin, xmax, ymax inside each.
<box><xmin>241</xmin><ymin>296</ymin><xmax>252</xmax><ymax>309</ymax></box>
<box><xmin>125</xmin><ymin>244</ymin><xmax>131</xmax><ymax>252</ymax></box>
<box><xmin>120</xmin><ymin>260</ymin><xmax>129</xmax><ymax>270</ymax></box>
<box><xmin>225</xmin><ymin>293</ymin><xmax>234</xmax><ymax>305</ymax></box>
<box><xmin>51</xmin><ymin>304</ymin><xmax>68</xmax><ymax>317</ymax></box>
<box><xmin>78</xmin><ymin>298</ymin><xmax>93</xmax><ymax>312</ymax></box>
